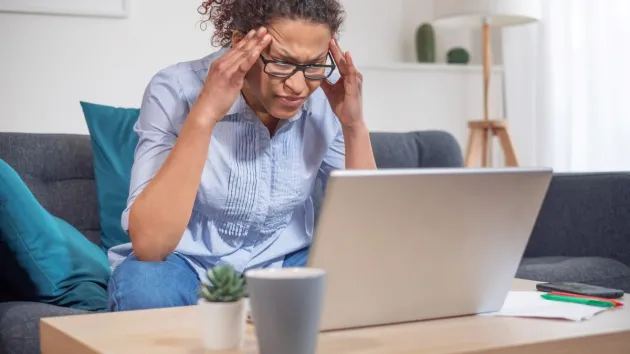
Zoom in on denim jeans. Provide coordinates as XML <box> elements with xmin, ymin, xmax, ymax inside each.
<box><xmin>107</xmin><ymin>247</ymin><xmax>309</xmax><ymax>312</ymax></box>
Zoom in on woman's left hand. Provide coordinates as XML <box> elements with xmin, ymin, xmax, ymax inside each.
<box><xmin>321</xmin><ymin>38</ymin><xmax>364</xmax><ymax>130</ymax></box>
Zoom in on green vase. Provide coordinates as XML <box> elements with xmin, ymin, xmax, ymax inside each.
<box><xmin>415</xmin><ymin>23</ymin><xmax>435</xmax><ymax>63</ymax></box>
<box><xmin>447</xmin><ymin>47</ymin><xmax>470</xmax><ymax>65</ymax></box>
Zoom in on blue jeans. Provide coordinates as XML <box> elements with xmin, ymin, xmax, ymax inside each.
<box><xmin>107</xmin><ymin>247</ymin><xmax>309</xmax><ymax>312</ymax></box>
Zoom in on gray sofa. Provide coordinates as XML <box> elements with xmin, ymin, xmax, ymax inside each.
<box><xmin>1</xmin><ymin>130</ymin><xmax>629</xmax><ymax>354</ymax></box>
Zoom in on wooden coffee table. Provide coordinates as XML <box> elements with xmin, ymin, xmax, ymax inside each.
<box><xmin>40</xmin><ymin>279</ymin><xmax>630</xmax><ymax>353</ymax></box>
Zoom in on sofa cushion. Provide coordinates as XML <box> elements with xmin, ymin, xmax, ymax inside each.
<box><xmin>0</xmin><ymin>158</ymin><xmax>110</xmax><ymax>312</ymax></box>
<box><xmin>0</xmin><ymin>302</ymin><xmax>86</xmax><ymax>354</ymax></box>
<box><xmin>0</xmin><ymin>133</ymin><xmax>100</xmax><ymax>245</ymax></box>
<box><xmin>81</xmin><ymin>101</ymin><xmax>139</xmax><ymax>251</ymax></box>
<box><xmin>525</xmin><ymin>173</ymin><xmax>630</xmax><ymax>268</ymax></box>
<box><xmin>517</xmin><ymin>256</ymin><xmax>630</xmax><ymax>292</ymax></box>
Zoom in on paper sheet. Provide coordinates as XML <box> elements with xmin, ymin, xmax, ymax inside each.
<box><xmin>482</xmin><ymin>291</ymin><xmax>614</xmax><ymax>321</ymax></box>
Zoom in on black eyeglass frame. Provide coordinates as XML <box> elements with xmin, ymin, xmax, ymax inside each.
<box><xmin>259</xmin><ymin>52</ymin><xmax>336</xmax><ymax>80</ymax></box>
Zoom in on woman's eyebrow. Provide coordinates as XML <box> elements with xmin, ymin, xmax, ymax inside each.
<box><xmin>271</xmin><ymin>46</ymin><xmax>328</xmax><ymax>64</ymax></box>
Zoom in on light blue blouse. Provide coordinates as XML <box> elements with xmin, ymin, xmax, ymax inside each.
<box><xmin>108</xmin><ymin>48</ymin><xmax>345</xmax><ymax>281</ymax></box>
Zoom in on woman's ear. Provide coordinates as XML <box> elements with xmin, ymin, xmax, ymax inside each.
<box><xmin>231</xmin><ymin>30</ymin><xmax>244</xmax><ymax>47</ymax></box>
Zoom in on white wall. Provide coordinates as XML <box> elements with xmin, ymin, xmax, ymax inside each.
<box><xmin>501</xmin><ymin>26</ymin><xmax>538</xmax><ymax>168</ymax></box>
<box><xmin>339</xmin><ymin>0</ymin><xmax>408</xmax><ymax>64</ymax></box>
<box><xmin>0</xmin><ymin>0</ymin><xmax>212</xmax><ymax>134</ymax></box>
<box><xmin>1</xmin><ymin>0</ymin><xmax>505</xmax><ymax>155</ymax></box>
<box><xmin>361</xmin><ymin>63</ymin><xmax>504</xmax><ymax>150</ymax></box>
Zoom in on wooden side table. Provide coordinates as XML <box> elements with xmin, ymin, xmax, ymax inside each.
<box><xmin>41</xmin><ymin>279</ymin><xmax>630</xmax><ymax>354</ymax></box>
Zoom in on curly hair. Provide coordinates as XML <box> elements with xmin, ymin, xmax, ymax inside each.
<box><xmin>198</xmin><ymin>0</ymin><xmax>345</xmax><ymax>48</ymax></box>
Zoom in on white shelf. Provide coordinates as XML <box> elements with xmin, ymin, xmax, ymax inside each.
<box><xmin>357</xmin><ymin>62</ymin><xmax>504</xmax><ymax>74</ymax></box>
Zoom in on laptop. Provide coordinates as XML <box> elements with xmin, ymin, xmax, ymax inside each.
<box><xmin>307</xmin><ymin>167</ymin><xmax>552</xmax><ymax>331</ymax></box>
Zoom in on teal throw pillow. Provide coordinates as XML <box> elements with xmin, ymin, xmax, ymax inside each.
<box><xmin>80</xmin><ymin>101</ymin><xmax>140</xmax><ymax>251</ymax></box>
<box><xmin>0</xmin><ymin>159</ymin><xmax>110</xmax><ymax>311</ymax></box>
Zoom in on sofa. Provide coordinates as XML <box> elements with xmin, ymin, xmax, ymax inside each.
<box><xmin>1</xmin><ymin>130</ymin><xmax>629</xmax><ymax>354</ymax></box>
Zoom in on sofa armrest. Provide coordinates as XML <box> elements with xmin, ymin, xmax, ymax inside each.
<box><xmin>525</xmin><ymin>172</ymin><xmax>630</xmax><ymax>267</ymax></box>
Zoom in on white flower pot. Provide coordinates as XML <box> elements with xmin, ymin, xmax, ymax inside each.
<box><xmin>198</xmin><ymin>298</ymin><xmax>246</xmax><ymax>350</ymax></box>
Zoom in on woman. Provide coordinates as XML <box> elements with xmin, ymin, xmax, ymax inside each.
<box><xmin>107</xmin><ymin>0</ymin><xmax>376</xmax><ymax>311</ymax></box>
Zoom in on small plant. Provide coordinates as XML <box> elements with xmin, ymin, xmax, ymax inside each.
<box><xmin>199</xmin><ymin>265</ymin><xmax>247</xmax><ymax>302</ymax></box>
<box><xmin>446</xmin><ymin>47</ymin><xmax>470</xmax><ymax>65</ymax></box>
<box><xmin>415</xmin><ymin>23</ymin><xmax>436</xmax><ymax>63</ymax></box>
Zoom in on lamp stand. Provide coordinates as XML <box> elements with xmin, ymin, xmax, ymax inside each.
<box><xmin>464</xmin><ymin>20</ymin><xmax>519</xmax><ymax>167</ymax></box>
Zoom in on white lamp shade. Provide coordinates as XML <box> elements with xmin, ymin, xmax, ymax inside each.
<box><xmin>433</xmin><ymin>0</ymin><xmax>542</xmax><ymax>27</ymax></box>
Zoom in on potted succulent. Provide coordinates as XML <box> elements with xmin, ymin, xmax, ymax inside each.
<box><xmin>198</xmin><ymin>265</ymin><xmax>248</xmax><ymax>350</ymax></box>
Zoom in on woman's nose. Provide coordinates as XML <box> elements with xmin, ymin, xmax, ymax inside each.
<box><xmin>284</xmin><ymin>70</ymin><xmax>306</xmax><ymax>93</ymax></box>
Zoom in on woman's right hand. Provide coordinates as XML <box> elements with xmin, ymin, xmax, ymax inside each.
<box><xmin>197</xmin><ymin>27</ymin><xmax>272</xmax><ymax>122</ymax></box>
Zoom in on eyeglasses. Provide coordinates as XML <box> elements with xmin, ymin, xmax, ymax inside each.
<box><xmin>260</xmin><ymin>52</ymin><xmax>336</xmax><ymax>80</ymax></box>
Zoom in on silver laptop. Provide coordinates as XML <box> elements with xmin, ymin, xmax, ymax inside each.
<box><xmin>307</xmin><ymin>167</ymin><xmax>552</xmax><ymax>331</ymax></box>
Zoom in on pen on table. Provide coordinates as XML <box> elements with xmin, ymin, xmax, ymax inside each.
<box><xmin>549</xmin><ymin>291</ymin><xmax>624</xmax><ymax>307</ymax></box>
<box><xmin>541</xmin><ymin>293</ymin><xmax>616</xmax><ymax>308</ymax></box>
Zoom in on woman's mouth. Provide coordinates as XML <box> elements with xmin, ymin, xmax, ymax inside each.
<box><xmin>276</xmin><ymin>95</ymin><xmax>305</xmax><ymax>107</ymax></box>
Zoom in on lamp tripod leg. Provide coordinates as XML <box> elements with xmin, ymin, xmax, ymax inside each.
<box><xmin>465</xmin><ymin>126</ymin><xmax>486</xmax><ymax>167</ymax></box>
<box><xmin>496</xmin><ymin>127</ymin><xmax>519</xmax><ymax>167</ymax></box>
<box><xmin>465</xmin><ymin>122</ymin><xmax>519</xmax><ymax>168</ymax></box>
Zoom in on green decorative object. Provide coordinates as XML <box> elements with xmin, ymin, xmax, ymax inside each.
<box><xmin>447</xmin><ymin>47</ymin><xmax>470</xmax><ymax>64</ymax></box>
<box><xmin>415</xmin><ymin>23</ymin><xmax>436</xmax><ymax>63</ymax></box>
<box><xmin>198</xmin><ymin>265</ymin><xmax>248</xmax><ymax>350</ymax></box>
<box><xmin>199</xmin><ymin>265</ymin><xmax>247</xmax><ymax>302</ymax></box>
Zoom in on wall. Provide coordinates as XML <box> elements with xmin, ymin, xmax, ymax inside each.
<box><xmin>0</xmin><ymin>0</ymin><xmax>212</xmax><ymax>134</ymax></box>
<box><xmin>1</xmin><ymin>0</ymin><xmax>505</xmax><ymax>155</ymax></box>
<box><xmin>338</xmin><ymin>0</ymin><xmax>408</xmax><ymax>64</ymax></box>
<box><xmin>501</xmin><ymin>26</ymin><xmax>538</xmax><ymax>168</ymax></box>
<box><xmin>361</xmin><ymin>63</ymin><xmax>504</xmax><ymax>151</ymax></box>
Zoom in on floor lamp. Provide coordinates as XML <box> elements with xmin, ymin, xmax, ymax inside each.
<box><xmin>433</xmin><ymin>0</ymin><xmax>541</xmax><ymax>167</ymax></box>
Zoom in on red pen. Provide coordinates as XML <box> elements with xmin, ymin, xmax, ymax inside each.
<box><xmin>549</xmin><ymin>291</ymin><xmax>624</xmax><ymax>307</ymax></box>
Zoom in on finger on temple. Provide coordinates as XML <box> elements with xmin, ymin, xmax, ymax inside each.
<box><xmin>238</xmin><ymin>34</ymin><xmax>271</xmax><ymax>72</ymax></box>
<box><xmin>250</xmin><ymin>34</ymin><xmax>272</xmax><ymax>61</ymax></box>
<box><xmin>345</xmin><ymin>52</ymin><xmax>357</xmax><ymax>74</ymax></box>
<box><xmin>220</xmin><ymin>41</ymin><xmax>248</xmax><ymax>65</ymax></box>
<box><xmin>226</xmin><ymin>29</ymin><xmax>254</xmax><ymax>53</ymax></box>
<box><xmin>240</xmin><ymin>31</ymin><xmax>262</xmax><ymax>55</ymax></box>
<box><xmin>224</xmin><ymin>28</ymin><xmax>263</xmax><ymax>62</ymax></box>
<box><xmin>341</xmin><ymin>52</ymin><xmax>357</xmax><ymax>86</ymax></box>
<box><xmin>229</xmin><ymin>28</ymin><xmax>265</xmax><ymax>67</ymax></box>
<box><xmin>329</xmin><ymin>38</ymin><xmax>348</xmax><ymax>74</ymax></box>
